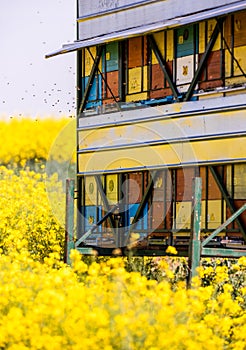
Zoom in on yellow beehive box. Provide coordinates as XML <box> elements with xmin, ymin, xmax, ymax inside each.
<box><xmin>201</xmin><ymin>200</ymin><xmax>226</xmax><ymax>230</ymax></box>
<box><xmin>227</xmin><ymin>163</ymin><xmax>246</xmax><ymax>199</ymax></box>
<box><xmin>128</xmin><ymin>66</ymin><xmax>148</xmax><ymax>94</ymax></box>
<box><xmin>106</xmin><ymin>174</ymin><xmax>118</xmax><ymax>204</ymax></box>
<box><xmin>166</xmin><ymin>30</ymin><xmax>174</xmax><ymax>61</ymax></box>
<box><xmin>175</xmin><ymin>201</ymin><xmax>191</xmax><ymax>230</ymax></box>
<box><xmin>152</xmin><ymin>29</ymin><xmax>174</xmax><ymax>64</ymax></box>
<box><xmin>83</xmin><ymin>46</ymin><xmax>102</xmax><ymax>77</ymax></box>
<box><xmin>152</xmin><ymin>31</ymin><xmax>165</xmax><ymax>65</ymax></box>
<box><xmin>225</xmin><ymin>45</ymin><xmax>246</xmax><ymax>86</ymax></box>
<box><xmin>199</xmin><ymin>19</ymin><xmax>221</xmax><ymax>53</ymax></box>
<box><xmin>85</xmin><ymin>176</ymin><xmax>97</xmax><ymax>206</ymax></box>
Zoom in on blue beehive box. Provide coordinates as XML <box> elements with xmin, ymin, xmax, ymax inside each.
<box><xmin>84</xmin><ymin>205</ymin><xmax>102</xmax><ymax>231</ymax></box>
<box><xmin>175</xmin><ymin>24</ymin><xmax>198</xmax><ymax>58</ymax></box>
<box><xmin>126</xmin><ymin>203</ymin><xmax>148</xmax><ymax>230</ymax></box>
<box><xmin>102</xmin><ymin>42</ymin><xmax>119</xmax><ymax>72</ymax></box>
<box><xmin>82</xmin><ymin>75</ymin><xmax>102</xmax><ymax>108</ymax></box>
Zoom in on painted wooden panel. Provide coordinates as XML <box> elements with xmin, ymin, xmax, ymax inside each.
<box><xmin>126</xmin><ymin>203</ymin><xmax>148</xmax><ymax>230</ymax></box>
<box><xmin>233</xmin><ymin>11</ymin><xmax>246</xmax><ymax>47</ymax></box>
<box><xmin>232</xmin><ymin>164</ymin><xmax>246</xmax><ymax>199</ymax></box>
<box><xmin>200</xmin><ymin>166</ymin><xmax>221</xmax><ymax>201</ymax></box>
<box><xmin>199</xmin><ymin>50</ymin><xmax>223</xmax><ymax>90</ymax></box>
<box><xmin>84</xmin><ymin>46</ymin><xmax>102</xmax><ymax>76</ymax></box>
<box><xmin>175</xmin><ymin>201</ymin><xmax>191</xmax><ymax>230</ymax></box>
<box><xmin>176</xmin><ymin>167</ymin><xmax>196</xmax><ymax>201</ymax></box>
<box><xmin>151</xmin><ymin>30</ymin><xmax>173</xmax><ymax>64</ymax></box>
<box><xmin>199</xmin><ymin>19</ymin><xmax>221</xmax><ymax>53</ymax></box>
<box><xmin>102</xmin><ymin>70</ymin><xmax>119</xmax><ymax>100</ymax></box>
<box><xmin>149</xmin><ymin>88</ymin><xmax>173</xmax><ymax>99</ymax></box>
<box><xmin>128</xmin><ymin>66</ymin><xmax>148</xmax><ymax>94</ymax></box>
<box><xmin>152</xmin><ymin>31</ymin><xmax>165</xmax><ymax>65</ymax></box>
<box><xmin>85</xmin><ymin>176</ymin><xmax>97</xmax><ymax>205</ymax></box>
<box><xmin>225</xmin><ymin>11</ymin><xmax>246</xmax><ymax>48</ymax></box>
<box><xmin>207</xmin><ymin>19</ymin><xmax>221</xmax><ymax>52</ymax></box>
<box><xmin>201</xmin><ymin>200</ymin><xmax>225</xmax><ymax>230</ymax></box>
<box><xmin>84</xmin><ymin>205</ymin><xmax>102</xmax><ymax>231</ymax></box>
<box><xmin>151</xmin><ymin>61</ymin><xmax>173</xmax><ymax>90</ymax></box>
<box><xmin>225</xmin><ymin>45</ymin><xmax>246</xmax><ymax>86</ymax></box>
<box><xmin>230</xmin><ymin>200</ymin><xmax>246</xmax><ymax>230</ymax></box>
<box><xmin>153</xmin><ymin>171</ymin><xmax>165</xmax><ymax>202</ymax></box>
<box><xmin>151</xmin><ymin>202</ymin><xmax>164</xmax><ymax>230</ymax></box>
<box><xmin>199</xmin><ymin>21</ymin><xmax>206</xmax><ymax>53</ymax></box>
<box><xmin>128</xmin><ymin>36</ymin><xmax>147</xmax><ymax>68</ymax></box>
<box><xmin>125</xmin><ymin>92</ymin><xmax>148</xmax><ymax>102</ymax></box>
<box><xmin>207</xmin><ymin>167</ymin><xmax>222</xmax><ymax>200</ymax></box>
<box><xmin>176</xmin><ymin>54</ymin><xmax>198</xmax><ymax>92</ymax></box>
<box><xmin>82</xmin><ymin>75</ymin><xmax>102</xmax><ymax>109</ymax></box>
<box><xmin>128</xmin><ymin>172</ymin><xmax>143</xmax><ymax>204</ymax></box>
<box><xmin>176</xmin><ymin>25</ymin><xmax>197</xmax><ymax>58</ymax></box>
<box><xmin>102</xmin><ymin>42</ymin><xmax>119</xmax><ymax>72</ymax></box>
<box><xmin>166</xmin><ymin>30</ymin><xmax>174</xmax><ymax>61</ymax></box>
<box><xmin>106</xmin><ymin>174</ymin><xmax>118</xmax><ymax>204</ymax></box>
<box><xmin>151</xmin><ymin>64</ymin><xmax>164</xmax><ymax>90</ymax></box>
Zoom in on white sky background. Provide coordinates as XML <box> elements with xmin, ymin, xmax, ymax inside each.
<box><xmin>0</xmin><ymin>0</ymin><xmax>76</xmax><ymax>119</ymax></box>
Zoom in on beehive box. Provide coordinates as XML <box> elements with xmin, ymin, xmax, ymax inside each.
<box><xmin>151</xmin><ymin>30</ymin><xmax>174</xmax><ymax>64</ymax></box>
<box><xmin>84</xmin><ymin>205</ymin><xmax>102</xmax><ymax>231</ymax></box>
<box><xmin>176</xmin><ymin>167</ymin><xmax>195</xmax><ymax>201</ymax></box>
<box><xmin>224</xmin><ymin>11</ymin><xmax>246</xmax><ymax>48</ymax></box>
<box><xmin>106</xmin><ymin>174</ymin><xmax>118</xmax><ymax>204</ymax></box>
<box><xmin>175</xmin><ymin>24</ymin><xmax>198</xmax><ymax>58</ymax></box>
<box><xmin>126</xmin><ymin>203</ymin><xmax>148</xmax><ymax>230</ymax></box>
<box><xmin>128</xmin><ymin>36</ymin><xmax>148</xmax><ymax>68</ymax></box>
<box><xmin>102</xmin><ymin>42</ymin><xmax>119</xmax><ymax>72</ymax></box>
<box><xmin>199</xmin><ymin>50</ymin><xmax>223</xmax><ymax>90</ymax></box>
<box><xmin>199</xmin><ymin>19</ymin><xmax>221</xmax><ymax>53</ymax></box>
<box><xmin>102</xmin><ymin>70</ymin><xmax>119</xmax><ymax>101</ymax></box>
<box><xmin>225</xmin><ymin>45</ymin><xmax>246</xmax><ymax>86</ymax></box>
<box><xmin>82</xmin><ymin>75</ymin><xmax>102</xmax><ymax>108</ymax></box>
<box><xmin>175</xmin><ymin>54</ymin><xmax>198</xmax><ymax>92</ymax></box>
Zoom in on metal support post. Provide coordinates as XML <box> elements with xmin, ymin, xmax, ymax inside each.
<box><xmin>65</xmin><ymin>178</ymin><xmax>75</xmax><ymax>264</ymax></box>
<box><xmin>188</xmin><ymin>177</ymin><xmax>202</xmax><ymax>287</ymax></box>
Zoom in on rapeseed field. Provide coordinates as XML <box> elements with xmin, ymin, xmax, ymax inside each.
<box><xmin>0</xmin><ymin>117</ymin><xmax>245</xmax><ymax>350</ymax></box>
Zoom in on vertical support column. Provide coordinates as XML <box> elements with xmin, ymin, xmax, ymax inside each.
<box><xmin>188</xmin><ymin>177</ymin><xmax>202</xmax><ymax>287</ymax></box>
<box><xmin>65</xmin><ymin>178</ymin><xmax>75</xmax><ymax>265</ymax></box>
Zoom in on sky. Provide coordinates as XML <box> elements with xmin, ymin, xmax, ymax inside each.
<box><xmin>0</xmin><ymin>0</ymin><xmax>76</xmax><ymax>119</ymax></box>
